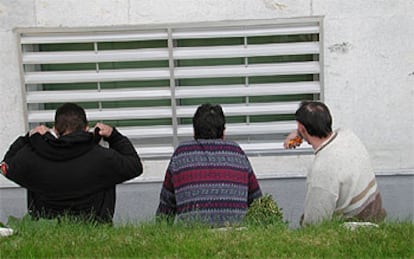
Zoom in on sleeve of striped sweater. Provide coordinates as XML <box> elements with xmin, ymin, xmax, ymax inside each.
<box><xmin>248</xmin><ymin>171</ymin><xmax>263</xmax><ymax>205</ymax></box>
<box><xmin>156</xmin><ymin>169</ymin><xmax>177</xmax><ymax>220</ymax></box>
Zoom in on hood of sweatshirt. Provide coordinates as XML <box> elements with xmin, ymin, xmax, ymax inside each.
<box><xmin>29</xmin><ymin>131</ymin><xmax>99</xmax><ymax>161</ymax></box>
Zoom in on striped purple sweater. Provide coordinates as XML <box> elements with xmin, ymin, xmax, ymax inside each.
<box><xmin>156</xmin><ymin>139</ymin><xmax>262</xmax><ymax>226</ymax></box>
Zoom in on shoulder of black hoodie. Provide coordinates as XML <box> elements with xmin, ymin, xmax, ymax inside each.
<box><xmin>103</xmin><ymin>128</ymin><xmax>143</xmax><ymax>178</ymax></box>
<box><xmin>104</xmin><ymin>128</ymin><xmax>137</xmax><ymax>156</ymax></box>
<box><xmin>2</xmin><ymin>133</ymin><xmax>30</xmax><ymax>165</ymax></box>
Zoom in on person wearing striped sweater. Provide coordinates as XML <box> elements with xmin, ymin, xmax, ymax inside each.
<box><xmin>156</xmin><ymin>103</ymin><xmax>262</xmax><ymax>226</ymax></box>
<box><xmin>284</xmin><ymin>101</ymin><xmax>386</xmax><ymax>225</ymax></box>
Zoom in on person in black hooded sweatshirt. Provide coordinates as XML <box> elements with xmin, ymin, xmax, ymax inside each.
<box><xmin>0</xmin><ymin>103</ymin><xmax>143</xmax><ymax>223</ymax></box>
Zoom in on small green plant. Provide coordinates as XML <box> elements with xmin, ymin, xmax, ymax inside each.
<box><xmin>245</xmin><ymin>193</ymin><xmax>285</xmax><ymax>226</ymax></box>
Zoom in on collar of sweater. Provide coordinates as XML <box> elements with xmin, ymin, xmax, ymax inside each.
<box><xmin>314</xmin><ymin>131</ymin><xmax>338</xmax><ymax>155</ymax></box>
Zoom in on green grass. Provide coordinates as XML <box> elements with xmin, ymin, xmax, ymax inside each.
<box><xmin>1</xmin><ymin>216</ymin><xmax>413</xmax><ymax>258</ymax></box>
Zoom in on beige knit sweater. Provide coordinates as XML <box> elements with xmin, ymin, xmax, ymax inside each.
<box><xmin>303</xmin><ymin>128</ymin><xmax>382</xmax><ymax>225</ymax></box>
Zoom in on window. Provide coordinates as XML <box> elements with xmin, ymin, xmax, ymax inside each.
<box><xmin>18</xmin><ymin>18</ymin><xmax>322</xmax><ymax>158</ymax></box>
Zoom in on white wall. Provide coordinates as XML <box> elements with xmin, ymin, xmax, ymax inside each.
<box><xmin>1</xmin><ymin>0</ymin><xmax>413</xmax><ymax>188</ymax></box>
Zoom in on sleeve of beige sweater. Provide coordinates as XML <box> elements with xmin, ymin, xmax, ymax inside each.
<box><xmin>302</xmin><ymin>158</ymin><xmax>340</xmax><ymax>225</ymax></box>
<box><xmin>303</xmin><ymin>184</ymin><xmax>338</xmax><ymax>225</ymax></box>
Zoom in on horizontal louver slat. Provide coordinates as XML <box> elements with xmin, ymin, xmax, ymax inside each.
<box><xmin>172</xmin><ymin>25</ymin><xmax>319</xmax><ymax>39</ymax></box>
<box><xmin>25</xmin><ymin>62</ymin><xmax>319</xmax><ymax>84</ymax></box>
<box><xmin>175</xmin><ymin>42</ymin><xmax>319</xmax><ymax>59</ymax></box>
<box><xmin>176</xmin><ymin>82</ymin><xmax>320</xmax><ymax>98</ymax></box>
<box><xmin>176</xmin><ymin>102</ymin><xmax>300</xmax><ymax>117</ymax></box>
<box><xmin>118</xmin><ymin>121</ymin><xmax>298</xmax><ymax>138</ymax></box>
<box><xmin>26</xmin><ymin>87</ymin><xmax>172</xmax><ymax>103</ymax></box>
<box><xmin>22</xmin><ymin>42</ymin><xmax>319</xmax><ymax>64</ymax></box>
<box><xmin>20</xmin><ymin>30</ymin><xmax>169</xmax><ymax>44</ymax></box>
<box><xmin>22</xmin><ymin>48</ymin><xmax>169</xmax><ymax>64</ymax></box>
<box><xmin>25</xmin><ymin>68</ymin><xmax>171</xmax><ymax>84</ymax></box>
<box><xmin>136</xmin><ymin>142</ymin><xmax>312</xmax><ymax>158</ymax></box>
<box><xmin>20</xmin><ymin>23</ymin><xmax>318</xmax><ymax>44</ymax></box>
<box><xmin>26</xmin><ymin>82</ymin><xmax>319</xmax><ymax>104</ymax></box>
<box><xmin>175</xmin><ymin>62</ymin><xmax>320</xmax><ymax>79</ymax></box>
<box><xmin>28</xmin><ymin>107</ymin><xmax>172</xmax><ymax>123</ymax></box>
<box><xmin>27</xmin><ymin>102</ymin><xmax>300</xmax><ymax>123</ymax></box>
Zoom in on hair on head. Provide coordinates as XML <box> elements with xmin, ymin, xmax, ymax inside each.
<box><xmin>295</xmin><ymin>101</ymin><xmax>332</xmax><ymax>138</ymax></box>
<box><xmin>193</xmin><ymin>103</ymin><xmax>225</xmax><ymax>140</ymax></box>
<box><xmin>54</xmin><ymin>103</ymin><xmax>88</xmax><ymax>136</ymax></box>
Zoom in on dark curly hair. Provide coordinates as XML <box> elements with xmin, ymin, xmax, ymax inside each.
<box><xmin>192</xmin><ymin>103</ymin><xmax>225</xmax><ymax>140</ymax></box>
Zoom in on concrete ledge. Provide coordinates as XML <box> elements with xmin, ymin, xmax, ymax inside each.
<box><xmin>1</xmin><ymin>174</ymin><xmax>413</xmax><ymax>228</ymax></box>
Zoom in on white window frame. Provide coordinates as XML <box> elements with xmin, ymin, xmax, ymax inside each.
<box><xmin>17</xmin><ymin>17</ymin><xmax>323</xmax><ymax>159</ymax></box>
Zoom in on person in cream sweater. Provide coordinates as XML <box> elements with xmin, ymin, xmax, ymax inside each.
<box><xmin>284</xmin><ymin>101</ymin><xmax>386</xmax><ymax>225</ymax></box>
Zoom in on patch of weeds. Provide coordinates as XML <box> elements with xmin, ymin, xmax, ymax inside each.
<box><xmin>245</xmin><ymin>193</ymin><xmax>287</xmax><ymax>227</ymax></box>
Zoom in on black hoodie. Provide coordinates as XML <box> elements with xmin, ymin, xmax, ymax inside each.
<box><xmin>2</xmin><ymin>128</ymin><xmax>143</xmax><ymax>223</ymax></box>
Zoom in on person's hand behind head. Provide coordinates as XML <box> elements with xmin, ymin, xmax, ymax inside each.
<box><xmin>93</xmin><ymin>123</ymin><xmax>113</xmax><ymax>138</ymax></box>
<box><xmin>29</xmin><ymin>125</ymin><xmax>50</xmax><ymax>136</ymax></box>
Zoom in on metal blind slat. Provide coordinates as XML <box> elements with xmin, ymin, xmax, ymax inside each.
<box><xmin>20</xmin><ymin>31</ymin><xmax>169</xmax><ymax>44</ymax></box>
<box><xmin>176</xmin><ymin>82</ymin><xmax>320</xmax><ymax>98</ymax></box>
<box><xmin>25</xmin><ymin>62</ymin><xmax>319</xmax><ymax>84</ymax></box>
<box><xmin>22</xmin><ymin>48</ymin><xmax>169</xmax><ymax>64</ymax></box>
<box><xmin>175</xmin><ymin>42</ymin><xmax>319</xmax><ymax>59</ymax></box>
<box><xmin>137</xmin><ymin>141</ymin><xmax>312</xmax><ymax>159</ymax></box>
<box><xmin>26</xmin><ymin>88</ymin><xmax>172</xmax><ymax>103</ymax></box>
<box><xmin>22</xmin><ymin>42</ymin><xmax>319</xmax><ymax>64</ymax></box>
<box><xmin>175</xmin><ymin>62</ymin><xmax>320</xmax><ymax>79</ymax></box>
<box><xmin>26</xmin><ymin>82</ymin><xmax>319</xmax><ymax>104</ymax></box>
<box><xmin>28</xmin><ymin>102</ymin><xmax>299</xmax><ymax>123</ymax></box>
<box><xmin>25</xmin><ymin>68</ymin><xmax>171</xmax><ymax>84</ymax></box>
<box><xmin>28</xmin><ymin>107</ymin><xmax>173</xmax><ymax>123</ymax></box>
<box><xmin>118</xmin><ymin>121</ymin><xmax>298</xmax><ymax>139</ymax></box>
<box><xmin>176</xmin><ymin>102</ymin><xmax>300</xmax><ymax>118</ymax></box>
<box><xmin>172</xmin><ymin>25</ymin><xmax>319</xmax><ymax>39</ymax></box>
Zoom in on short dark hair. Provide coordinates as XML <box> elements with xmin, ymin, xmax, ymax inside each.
<box><xmin>295</xmin><ymin>101</ymin><xmax>332</xmax><ymax>138</ymax></box>
<box><xmin>54</xmin><ymin>103</ymin><xmax>88</xmax><ymax>136</ymax></box>
<box><xmin>192</xmin><ymin>103</ymin><xmax>225</xmax><ymax>140</ymax></box>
